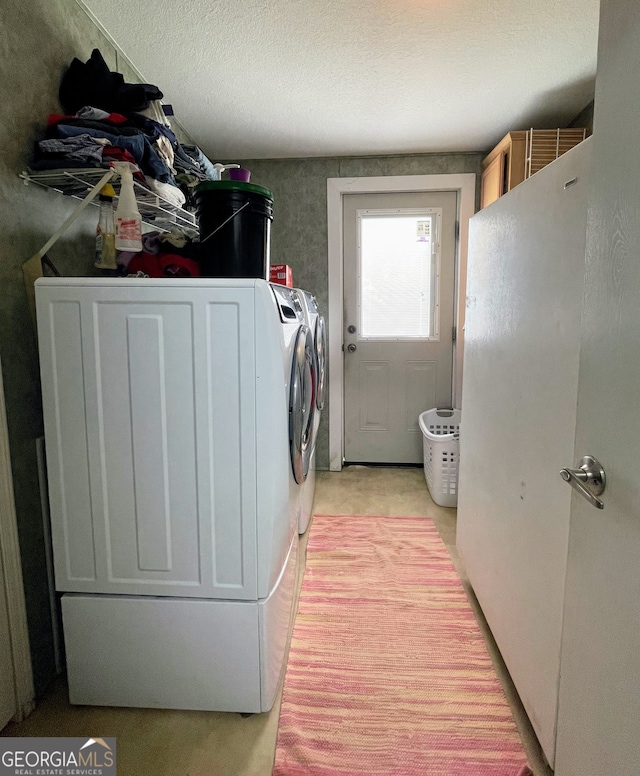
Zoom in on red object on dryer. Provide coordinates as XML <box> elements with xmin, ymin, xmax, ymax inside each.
<box><xmin>127</xmin><ymin>252</ymin><xmax>201</xmax><ymax>277</ymax></box>
<box><xmin>270</xmin><ymin>264</ymin><xmax>293</xmax><ymax>287</ymax></box>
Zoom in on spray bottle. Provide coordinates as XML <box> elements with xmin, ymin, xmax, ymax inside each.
<box><xmin>94</xmin><ymin>183</ymin><xmax>117</xmax><ymax>269</ymax></box>
<box><xmin>112</xmin><ymin>162</ymin><xmax>143</xmax><ymax>253</ymax></box>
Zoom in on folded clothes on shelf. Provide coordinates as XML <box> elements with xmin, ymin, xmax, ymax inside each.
<box><xmin>37</xmin><ymin>135</ymin><xmax>106</xmax><ymax>164</ymax></box>
<box><xmin>30</xmin><ymin>48</ymin><xmax>221</xmax><ymax>221</ymax></box>
<box><xmin>59</xmin><ymin>48</ymin><xmax>163</xmax><ymax>115</ymax></box>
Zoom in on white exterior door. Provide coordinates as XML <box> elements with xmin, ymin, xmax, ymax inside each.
<box><xmin>343</xmin><ymin>191</ymin><xmax>457</xmax><ymax>464</ymax></box>
<box><xmin>0</xmin><ymin>549</ymin><xmax>16</xmax><ymax>729</ymax></box>
<box><xmin>554</xmin><ymin>3</ymin><xmax>640</xmax><ymax>773</ymax></box>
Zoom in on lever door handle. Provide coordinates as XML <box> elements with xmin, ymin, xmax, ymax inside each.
<box><xmin>560</xmin><ymin>455</ymin><xmax>606</xmax><ymax>510</ymax></box>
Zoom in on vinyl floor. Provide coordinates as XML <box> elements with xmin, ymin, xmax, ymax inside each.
<box><xmin>2</xmin><ymin>467</ymin><xmax>552</xmax><ymax>776</ymax></box>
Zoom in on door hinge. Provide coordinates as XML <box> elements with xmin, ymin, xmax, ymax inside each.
<box><xmin>452</xmin><ymin>326</ymin><xmax>457</xmax><ymax>342</ymax></box>
<box><xmin>454</xmin><ymin>221</ymin><xmax>460</xmax><ymax>240</ymax></box>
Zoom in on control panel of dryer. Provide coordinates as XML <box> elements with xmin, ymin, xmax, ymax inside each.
<box><xmin>270</xmin><ymin>283</ymin><xmax>304</xmax><ymax>323</ymax></box>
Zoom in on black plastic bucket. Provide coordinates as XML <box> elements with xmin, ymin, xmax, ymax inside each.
<box><xmin>194</xmin><ymin>181</ymin><xmax>273</xmax><ymax>278</ymax></box>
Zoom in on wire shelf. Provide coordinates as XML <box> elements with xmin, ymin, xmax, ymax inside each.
<box><xmin>20</xmin><ymin>168</ymin><xmax>198</xmax><ymax>237</ymax></box>
<box><xmin>524</xmin><ymin>128</ymin><xmax>587</xmax><ymax>180</ymax></box>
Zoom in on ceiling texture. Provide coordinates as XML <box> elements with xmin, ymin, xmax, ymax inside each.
<box><xmin>80</xmin><ymin>0</ymin><xmax>600</xmax><ymax>160</ymax></box>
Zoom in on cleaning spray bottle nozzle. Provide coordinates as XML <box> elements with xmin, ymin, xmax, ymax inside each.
<box><xmin>109</xmin><ymin>161</ymin><xmax>140</xmax><ymax>176</ymax></box>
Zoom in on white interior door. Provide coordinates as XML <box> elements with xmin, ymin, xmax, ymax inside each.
<box><xmin>0</xmin><ymin>547</ymin><xmax>17</xmax><ymax>729</ymax></box>
<box><xmin>554</xmin><ymin>3</ymin><xmax>640</xmax><ymax>773</ymax></box>
<box><xmin>343</xmin><ymin>191</ymin><xmax>457</xmax><ymax>464</ymax></box>
<box><xmin>456</xmin><ymin>139</ymin><xmax>591</xmax><ymax>767</ymax></box>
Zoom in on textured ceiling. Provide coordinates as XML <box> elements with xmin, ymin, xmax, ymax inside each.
<box><xmin>80</xmin><ymin>0</ymin><xmax>600</xmax><ymax>160</ymax></box>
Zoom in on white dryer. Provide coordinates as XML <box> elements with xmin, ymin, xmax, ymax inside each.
<box><xmin>294</xmin><ymin>289</ymin><xmax>327</xmax><ymax>534</ymax></box>
<box><xmin>271</xmin><ymin>284</ymin><xmax>316</xmax><ymax>500</ymax></box>
<box><xmin>35</xmin><ymin>277</ymin><xmax>311</xmax><ymax>713</ymax></box>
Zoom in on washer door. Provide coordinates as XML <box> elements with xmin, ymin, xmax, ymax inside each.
<box><xmin>289</xmin><ymin>325</ymin><xmax>316</xmax><ymax>484</ymax></box>
<box><xmin>315</xmin><ymin>315</ymin><xmax>327</xmax><ymax>411</ymax></box>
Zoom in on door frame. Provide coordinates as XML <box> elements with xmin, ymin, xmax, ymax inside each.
<box><xmin>327</xmin><ymin>174</ymin><xmax>476</xmax><ymax>471</ymax></box>
<box><xmin>0</xmin><ymin>358</ymin><xmax>35</xmax><ymax>722</ymax></box>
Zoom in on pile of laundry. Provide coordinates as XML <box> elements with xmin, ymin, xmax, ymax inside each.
<box><xmin>29</xmin><ymin>48</ymin><xmax>218</xmax><ymax>209</ymax></box>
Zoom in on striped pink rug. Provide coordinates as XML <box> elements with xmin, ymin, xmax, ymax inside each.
<box><xmin>273</xmin><ymin>515</ymin><xmax>530</xmax><ymax>776</ymax></box>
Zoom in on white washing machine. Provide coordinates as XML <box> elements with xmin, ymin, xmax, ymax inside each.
<box><xmin>271</xmin><ymin>284</ymin><xmax>316</xmax><ymax>504</ymax></box>
<box><xmin>294</xmin><ymin>289</ymin><xmax>327</xmax><ymax>534</ymax></box>
<box><xmin>36</xmin><ymin>277</ymin><xmax>313</xmax><ymax>713</ymax></box>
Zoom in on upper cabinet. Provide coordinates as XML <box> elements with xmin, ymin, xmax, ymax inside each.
<box><xmin>480</xmin><ymin>128</ymin><xmax>587</xmax><ymax>209</ymax></box>
<box><xmin>480</xmin><ymin>131</ymin><xmax>527</xmax><ymax>209</ymax></box>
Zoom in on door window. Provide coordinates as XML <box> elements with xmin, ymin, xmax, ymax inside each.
<box><xmin>358</xmin><ymin>209</ymin><xmax>441</xmax><ymax>341</ymax></box>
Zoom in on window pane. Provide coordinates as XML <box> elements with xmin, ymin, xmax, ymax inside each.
<box><xmin>360</xmin><ymin>213</ymin><xmax>436</xmax><ymax>338</ymax></box>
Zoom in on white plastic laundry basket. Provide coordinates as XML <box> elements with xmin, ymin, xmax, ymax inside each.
<box><xmin>419</xmin><ymin>408</ymin><xmax>461</xmax><ymax>508</ymax></box>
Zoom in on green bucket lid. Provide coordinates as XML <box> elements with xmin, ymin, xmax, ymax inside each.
<box><xmin>195</xmin><ymin>180</ymin><xmax>273</xmax><ymax>199</ymax></box>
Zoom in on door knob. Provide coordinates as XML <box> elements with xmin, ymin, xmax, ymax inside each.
<box><xmin>347</xmin><ymin>343</ymin><xmax>356</xmax><ymax>353</ymax></box>
<box><xmin>560</xmin><ymin>455</ymin><xmax>606</xmax><ymax>510</ymax></box>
